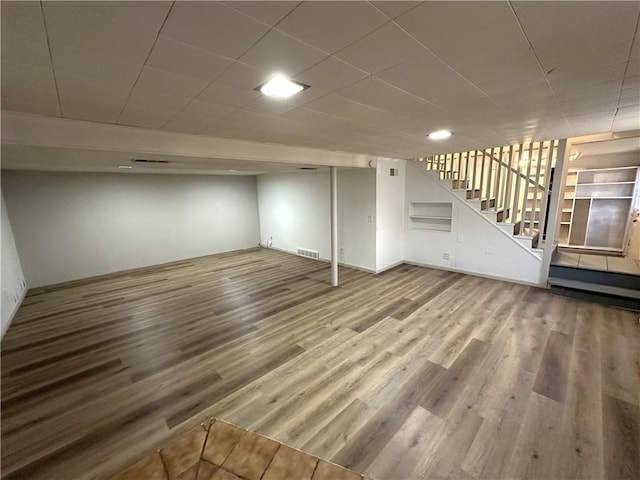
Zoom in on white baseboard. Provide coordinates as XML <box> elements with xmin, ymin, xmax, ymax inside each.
<box><xmin>404</xmin><ymin>260</ymin><xmax>545</xmax><ymax>288</ymax></box>
<box><xmin>264</xmin><ymin>246</ymin><xmax>376</xmax><ymax>273</ymax></box>
<box><xmin>375</xmin><ymin>260</ymin><xmax>405</xmax><ymax>274</ymax></box>
<box><xmin>1</xmin><ymin>283</ymin><xmax>27</xmax><ymax>338</ymax></box>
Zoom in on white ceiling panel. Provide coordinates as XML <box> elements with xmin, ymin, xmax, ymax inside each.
<box><xmin>2</xmin><ymin>1</ymin><xmax>639</xmax><ymax>161</ymax></box>
<box><xmin>70</xmin><ymin>1</ymin><xmax>171</xmax><ymax>33</ymax></box>
<box><xmin>334</xmin><ymin>22</ymin><xmax>426</xmax><ymax>74</ymax></box>
<box><xmin>375</xmin><ymin>52</ymin><xmax>481</xmax><ymax>101</ymax></box>
<box><xmin>222</xmin><ymin>1</ymin><xmax>300</xmax><ymax>26</ymax></box>
<box><xmin>239</xmin><ymin>29</ymin><xmax>327</xmax><ymax>75</ymax></box>
<box><xmin>275</xmin><ymin>1</ymin><xmax>388</xmax><ymax>54</ymax></box>
<box><xmin>50</xmin><ymin>42</ymin><xmax>141</xmax><ymax>87</ymax></box>
<box><xmin>336</xmin><ymin>77</ymin><xmax>443</xmax><ymax>121</ymax></box>
<box><xmin>42</xmin><ymin>2</ymin><xmax>158</xmax><ymax>65</ymax></box>
<box><xmin>146</xmin><ymin>36</ymin><xmax>235</xmax><ymax>83</ymax></box>
<box><xmin>513</xmin><ymin>1</ymin><xmax>640</xmax><ymax>73</ymax></box>
<box><xmin>127</xmin><ymin>87</ymin><xmax>192</xmax><ymax>112</ymax></box>
<box><xmin>0</xmin><ymin>2</ymin><xmax>51</xmax><ymax>68</ymax></box>
<box><xmin>118</xmin><ymin>103</ymin><xmax>181</xmax><ymax>130</ymax></box>
<box><xmin>395</xmin><ymin>1</ymin><xmax>513</xmax><ymax>52</ymax></box>
<box><xmin>134</xmin><ymin>66</ymin><xmax>208</xmax><ymax>98</ymax></box>
<box><xmin>161</xmin><ymin>2</ymin><xmax>270</xmax><ymax>59</ymax></box>
<box><xmin>196</xmin><ymin>82</ymin><xmax>260</xmax><ymax>108</ymax></box>
<box><xmin>371</xmin><ymin>2</ymin><xmax>421</xmax><ymax>19</ymax></box>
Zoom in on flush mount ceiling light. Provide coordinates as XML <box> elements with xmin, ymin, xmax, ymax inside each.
<box><xmin>118</xmin><ymin>165</ymin><xmax>132</xmax><ymax>169</ymax></box>
<box><xmin>257</xmin><ymin>75</ymin><xmax>309</xmax><ymax>99</ymax></box>
<box><xmin>428</xmin><ymin>129</ymin><xmax>452</xmax><ymax>140</ymax></box>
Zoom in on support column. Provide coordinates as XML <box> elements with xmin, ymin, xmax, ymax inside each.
<box><xmin>330</xmin><ymin>166</ymin><xmax>338</xmax><ymax>287</ymax></box>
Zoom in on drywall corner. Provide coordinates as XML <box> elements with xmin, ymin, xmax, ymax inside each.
<box><xmin>1</xmin><ymin>191</ymin><xmax>26</xmax><ymax>337</ymax></box>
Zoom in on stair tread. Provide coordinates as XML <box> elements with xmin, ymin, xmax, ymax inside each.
<box><xmin>548</xmin><ymin>277</ymin><xmax>640</xmax><ymax>298</ymax></box>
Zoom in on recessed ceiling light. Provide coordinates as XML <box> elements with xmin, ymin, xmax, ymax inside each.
<box><xmin>257</xmin><ymin>75</ymin><xmax>309</xmax><ymax>99</ymax></box>
<box><xmin>118</xmin><ymin>165</ymin><xmax>133</xmax><ymax>169</ymax></box>
<box><xmin>428</xmin><ymin>129</ymin><xmax>452</xmax><ymax>140</ymax></box>
<box><xmin>229</xmin><ymin>169</ymin><xmax>237</xmax><ymax>172</ymax></box>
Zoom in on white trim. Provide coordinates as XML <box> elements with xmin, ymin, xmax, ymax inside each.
<box><xmin>1</xmin><ymin>284</ymin><xmax>26</xmax><ymax>338</ymax></box>
<box><xmin>375</xmin><ymin>260</ymin><xmax>404</xmax><ymax>274</ymax></box>
<box><xmin>404</xmin><ymin>260</ymin><xmax>545</xmax><ymax>288</ymax></box>
<box><xmin>264</xmin><ymin>246</ymin><xmax>376</xmax><ymax>273</ymax></box>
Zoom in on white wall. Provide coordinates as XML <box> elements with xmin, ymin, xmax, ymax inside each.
<box><xmin>404</xmin><ymin>162</ymin><xmax>543</xmax><ymax>286</ymax></box>
<box><xmin>1</xmin><ymin>190</ymin><xmax>26</xmax><ymax>336</ymax></box>
<box><xmin>256</xmin><ymin>169</ymin><xmax>376</xmax><ymax>271</ymax></box>
<box><xmin>338</xmin><ymin>169</ymin><xmax>376</xmax><ymax>271</ymax></box>
<box><xmin>1</xmin><ymin>171</ymin><xmax>260</xmax><ymax>287</ymax></box>
<box><xmin>257</xmin><ymin>172</ymin><xmax>331</xmax><ymax>259</ymax></box>
<box><xmin>376</xmin><ymin>158</ymin><xmax>405</xmax><ymax>272</ymax></box>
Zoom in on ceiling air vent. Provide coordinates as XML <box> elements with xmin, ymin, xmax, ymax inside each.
<box><xmin>133</xmin><ymin>159</ymin><xmax>170</xmax><ymax>164</ymax></box>
<box><xmin>299</xmin><ymin>167</ymin><xmax>318</xmax><ymax>171</ymax></box>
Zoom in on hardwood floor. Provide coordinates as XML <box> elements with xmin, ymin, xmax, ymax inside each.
<box><xmin>1</xmin><ymin>248</ymin><xmax>638</xmax><ymax>480</ymax></box>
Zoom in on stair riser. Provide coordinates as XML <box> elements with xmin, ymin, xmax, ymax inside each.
<box><xmin>550</xmin><ymin>285</ymin><xmax>640</xmax><ymax>311</ymax></box>
<box><xmin>549</xmin><ymin>265</ymin><xmax>640</xmax><ymax>290</ymax></box>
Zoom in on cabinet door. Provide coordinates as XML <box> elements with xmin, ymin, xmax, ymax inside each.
<box><xmin>585</xmin><ymin>198</ymin><xmax>632</xmax><ymax>249</ymax></box>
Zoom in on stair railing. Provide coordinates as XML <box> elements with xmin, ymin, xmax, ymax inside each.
<box><xmin>421</xmin><ymin>140</ymin><xmax>559</xmax><ymax>244</ymax></box>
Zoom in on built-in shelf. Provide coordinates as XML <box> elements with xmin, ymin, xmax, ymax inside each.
<box><xmin>559</xmin><ymin>166</ymin><xmax>638</xmax><ymax>251</ymax></box>
<box><xmin>409</xmin><ymin>202</ymin><xmax>453</xmax><ymax>232</ymax></box>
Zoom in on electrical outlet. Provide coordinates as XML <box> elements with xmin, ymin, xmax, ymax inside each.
<box><xmin>442</xmin><ymin>252</ymin><xmax>451</xmax><ymax>261</ymax></box>
<box><xmin>485</xmin><ymin>246</ymin><xmax>493</xmax><ymax>255</ymax></box>
<box><xmin>367</xmin><ymin>214</ymin><xmax>373</xmax><ymax>223</ymax></box>
<box><xmin>340</xmin><ymin>247</ymin><xmax>344</xmax><ymax>254</ymax></box>
<box><xmin>457</xmin><ymin>234</ymin><xmax>464</xmax><ymax>244</ymax></box>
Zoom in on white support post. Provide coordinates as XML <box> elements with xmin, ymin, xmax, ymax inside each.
<box><xmin>540</xmin><ymin>138</ymin><xmax>569</xmax><ymax>286</ymax></box>
<box><xmin>330</xmin><ymin>166</ymin><xmax>338</xmax><ymax>287</ymax></box>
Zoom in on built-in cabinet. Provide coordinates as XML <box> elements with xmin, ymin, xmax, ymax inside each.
<box><xmin>409</xmin><ymin>202</ymin><xmax>453</xmax><ymax>232</ymax></box>
<box><xmin>559</xmin><ymin>167</ymin><xmax>638</xmax><ymax>252</ymax></box>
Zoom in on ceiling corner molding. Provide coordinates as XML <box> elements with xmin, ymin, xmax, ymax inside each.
<box><xmin>0</xmin><ymin>111</ymin><xmax>375</xmax><ymax>169</ymax></box>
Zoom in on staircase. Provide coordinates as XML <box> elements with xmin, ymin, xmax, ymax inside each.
<box><xmin>419</xmin><ymin>140</ymin><xmax>559</xmax><ymax>252</ymax></box>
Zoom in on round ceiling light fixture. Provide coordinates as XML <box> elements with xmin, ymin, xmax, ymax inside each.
<box><xmin>428</xmin><ymin>129</ymin><xmax>452</xmax><ymax>140</ymax></box>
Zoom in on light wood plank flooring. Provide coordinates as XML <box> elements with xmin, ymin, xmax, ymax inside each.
<box><xmin>1</xmin><ymin>248</ymin><xmax>639</xmax><ymax>480</ymax></box>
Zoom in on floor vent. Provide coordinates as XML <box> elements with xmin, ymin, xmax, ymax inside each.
<box><xmin>296</xmin><ymin>247</ymin><xmax>320</xmax><ymax>260</ymax></box>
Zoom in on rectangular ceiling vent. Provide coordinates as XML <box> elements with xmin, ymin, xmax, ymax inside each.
<box><xmin>133</xmin><ymin>159</ymin><xmax>170</xmax><ymax>164</ymax></box>
<box><xmin>296</xmin><ymin>247</ymin><xmax>320</xmax><ymax>260</ymax></box>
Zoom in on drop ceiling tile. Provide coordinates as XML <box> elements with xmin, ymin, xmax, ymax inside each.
<box><xmin>1</xmin><ymin>63</ymin><xmax>58</xmax><ymax>103</ymax></box>
<box><xmin>57</xmin><ymin>93</ymin><xmax>123</xmax><ymax>123</ymax></box>
<box><xmin>196</xmin><ymin>82</ymin><xmax>260</xmax><ymax>108</ymax></box>
<box><xmin>620</xmin><ymin>82</ymin><xmax>640</xmax><ymax>108</ymax></box>
<box><xmin>371</xmin><ymin>2</ymin><xmax>421</xmax><ymax>19</ymax></box>
<box><xmin>375</xmin><ymin>52</ymin><xmax>480</xmax><ymax>101</ymax></box>
<box><xmin>548</xmin><ymin>63</ymin><xmax>627</xmax><ymax>94</ymax></box>
<box><xmin>222</xmin><ymin>1</ymin><xmax>300</xmax><ymax>26</ymax></box>
<box><xmin>42</xmin><ymin>1</ymin><xmax>157</xmax><ymax>64</ymax></box>
<box><xmin>304</xmin><ymin>94</ymin><xmax>388</xmax><ymax>124</ymax></box>
<box><xmin>613</xmin><ymin>105</ymin><xmax>640</xmax><ymax>120</ymax></box>
<box><xmin>1</xmin><ymin>1</ymin><xmax>51</xmax><ymax>68</ymax></box>
<box><xmin>146</xmin><ymin>36</ymin><xmax>234</xmax><ymax>83</ymax></box>
<box><xmin>337</xmin><ymin>76</ymin><xmax>443</xmax><ymax>120</ymax></box>
<box><xmin>239</xmin><ymin>29</ymin><xmax>328</xmax><ymax>76</ymax></box>
<box><xmin>334</xmin><ymin>22</ymin><xmax>426</xmax><ymax>74</ymax></box>
<box><xmin>50</xmin><ymin>42</ymin><xmax>141</xmax><ymax>87</ymax></box>
<box><xmin>70</xmin><ymin>1</ymin><xmax>171</xmax><ymax>32</ymax></box>
<box><xmin>457</xmin><ymin>50</ymin><xmax>542</xmax><ymax>87</ymax></box>
<box><xmin>215</xmin><ymin>61</ymin><xmax>271</xmax><ymax>91</ymax></box>
<box><xmin>0</xmin><ymin>98</ymin><xmax>60</xmax><ymax>117</ymax></box>
<box><xmin>118</xmin><ymin>103</ymin><xmax>180</xmax><ymax>129</ymax></box>
<box><xmin>135</xmin><ymin>66</ymin><xmax>208</xmax><ymax>98</ymax></box>
<box><xmin>275</xmin><ymin>1</ymin><xmax>388</xmax><ymax>54</ymax></box>
<box><xmin>242</xmin><ymin>96</ymin><xmax>298</xmax><ymax>116</ymax></box>
<box><xmin>513</xmin><ymin>1</ymin><xmax>639</xmax><ymax>72</ymax></box>
<box><xmin>161</xmin><ymin>1</ymin><xmax>270</xmax><ymax>59</ymax></box>
<box><xmin>561</xmin><ymin>99</ymin><xmax>618</xmax><ymax>117</ymax></box>
<box><xmin>613</xmin><ymin>115</ymin><xmax>640</xmax><ymax>132</ymax></box>
<box><xmin>295</xmin><ymin>57</ymin><xmax>368</xmax><ymax>93</ymax></box>
<box><xmin>555</xmin><ymin>80</ymin><xmax>621</xmax><ymax>104</ymax></box>
<box><xmin>178</xmin><ymin>100</ymin><xmax>236</xmax><ymax>120</ymax></box>
<box><xmin>127</xmin><ymin>87</ymin><xmax>192</xmax><ymax>111</ymax></box>
<box><xmin>395</xmin><ymin>1</ymin><xmax>513</xmax><ymax>51</ymax></box>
